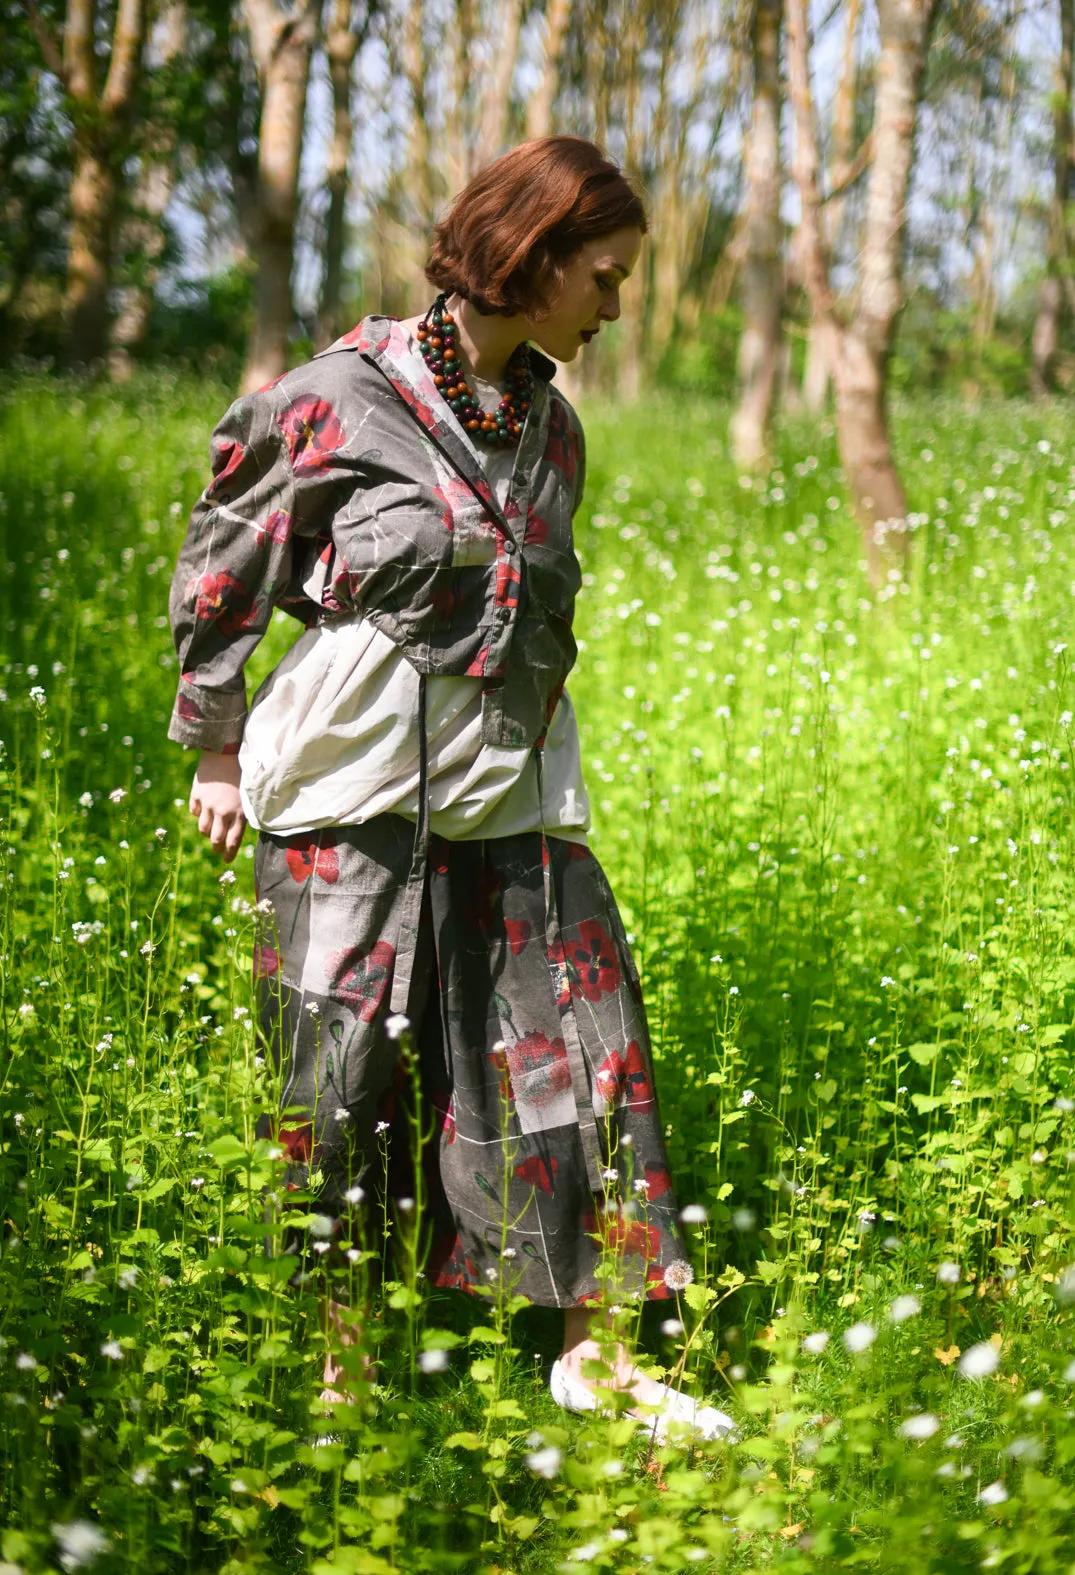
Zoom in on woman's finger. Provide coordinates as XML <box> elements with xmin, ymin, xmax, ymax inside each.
<box><xmin>198</xmin><ymin>803</ymin><xmax>214</xmax><ymax>839</ymax></box>
<box><xmin>224</xmin><ymin>811</ymin><xmax>246</xmax><ymax>861</ymax></box>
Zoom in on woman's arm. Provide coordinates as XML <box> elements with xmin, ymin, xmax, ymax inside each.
<box><xmin>168</xmin><ymin>391</ymin><xmax>298</xmax><ymax>858</ymax></box>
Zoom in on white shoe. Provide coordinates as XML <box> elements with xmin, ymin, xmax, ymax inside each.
<box><xmin>549</xmin><ymin>1357</ymin><xmax>737</xmax><ymax>1444</ymax></box>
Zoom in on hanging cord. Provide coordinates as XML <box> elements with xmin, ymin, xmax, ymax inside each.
<box><xmin>390</xmin><ymin>673</ymin><xmax>431</xmax><ymax>1019</ymax></box>
<box><xmin>535</xmin><ymin>744</ymin><xmax>605</xmax><ymax>1192</ymax></box>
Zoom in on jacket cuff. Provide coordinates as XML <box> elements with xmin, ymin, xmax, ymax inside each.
<box><xmin>168</xmin><ymin>683</ymin><xmax>247</xmax><ymax>754</ymax></box>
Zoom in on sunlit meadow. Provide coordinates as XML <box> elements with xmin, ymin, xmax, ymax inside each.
<box><xmin>2</xmin><ymin>371</ymin><xmax>1075</xmax><ymax>1573</ymax></box>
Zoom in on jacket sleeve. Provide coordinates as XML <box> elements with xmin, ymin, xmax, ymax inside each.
<box><xmin>167</xmin><ymin>391</ymin><xmax>297</xmax><ymax>753</ymax></box>
<box><xmin>572</xmin><ymin>418</ymin><xmax>587</xmax><ymax>519</ymax></box>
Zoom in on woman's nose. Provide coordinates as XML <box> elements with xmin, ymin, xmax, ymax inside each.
<box><xmin>600</xmin><ymin>293</ymin><xmax>622</xmax><ymax>323</ymax></box>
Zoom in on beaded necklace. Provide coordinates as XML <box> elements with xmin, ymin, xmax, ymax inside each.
<box><xmin>416</xmin><ymin>293</ymin><xmax>533</xmax><ymax>446</ymax></box>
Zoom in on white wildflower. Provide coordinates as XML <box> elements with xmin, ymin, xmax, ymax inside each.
<box><xmin>899</xmin><ymin>1412</ymin><xmax>940</xmax><ymax>1440</ymax></box>
<box><xmin>889</xmin><ymin>1294</ymin><xmax>921</xmax><ymax>1323</ymax></box>
<box><xmin>308</xmin><ymin>1214</ymin><xmax>335</xmax><ymax>1239</ymax></box>
<box><xmin>937</xmin><ymin>1260</ymin><xmax>961</xmax><ymax>1286</ymax></box>
<box><xmin>100</xmin><ymin>1340</ymin><xmax>123</xmax><ymax>1361</ymax></box>
<box><xmin>525</xmin><ymin>1445</ymin><xmax>563</xmax><ymax>1479</ymax></box>
<box><xmin>660</xmin><ymin>1319</ymin><xmax>685</xmax><ymax>1338</ymax></box>
<box><xmin>843</xmin><ymin>1322</ymin><xmax>876</xmax><ymax>1354</ymax></box>
<box><xmin>384</xmin><ymin>1013</ymin><xmax>410</xmax><ymax>1040</ymax></box>
<box><xmin>958</xmin><ymin>1341</ymin><xmax>1000</xmax><ymax>1379</ymax></box>
<box><xmin>977</xmin><ymin>1481</ymin><xmax>1008</xmax><ymax>1506</ymax></box>
<box><xmin>108</xmin><ymin>788</ymin><xmax>127</xmax><ymax>804</ymax></box>
<box><xmin>52</xmin><ymin>1519</ymin><xmax>110</xmax><ymax>1571</ymax></box>
<box><xmin>679</xmin><ymin>1204</ymin><xmax>708</xmax><ymax>1225</ymax></box>
<box><xmin>739</xmin><ymin>1089</ymin><xmax>756</xmax><ymax>1107</ymax></box>
<box><xmin>803</xmin><ymin>1332</ymin><xmax>830</xmax><ymax>1355</ymax></box>
<box><xmin>344</xmin><ymin>1185</ymin><xmax>365</xmax><ymax>1206</ymax></box>
<box><xmin>15</xmin><ymin>1352</ymin><xmax>36</xmax><ymax>1371</ymax></box>
<box><xmin>418</xmin><ymin>1348</ymin><xmax>450</xmax><ymax>1374</ymax></box>
<box><xmin>117</xmin><ymin>1267</ymin><xmax>137</xmax><ymax>1290</ymax></box>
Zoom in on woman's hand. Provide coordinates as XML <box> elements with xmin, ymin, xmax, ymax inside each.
<box><xmin>190</xmin><ymin>750</ymin><xmax>246</xmax><ymax>863</ymax></box>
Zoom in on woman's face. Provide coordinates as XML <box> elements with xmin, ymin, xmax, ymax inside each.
<box><xmin>526</xmin><ymin>227</ymin><xmax>644</xmax><ymax>362</ymax></box>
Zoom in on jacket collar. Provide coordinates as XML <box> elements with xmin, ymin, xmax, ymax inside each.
<box><xmin>318</xmin><ymin>315</ymin><xmax>554</xmax><ymax>539</ymax></box>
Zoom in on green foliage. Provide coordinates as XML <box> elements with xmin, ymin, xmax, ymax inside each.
<box><xmin>2</xmin><ymin>376</ymin><xmax>1075</xmax><ymax>1570</ymax></box>
<box><xmin>147</xmin><ymin>267</ymin><xmax>257</xmax><ymax>383</ymax></box>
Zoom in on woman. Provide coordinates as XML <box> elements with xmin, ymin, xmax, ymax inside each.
<box><xmin>168</xmin><ymin>136</ymin><xmax>732</xmax><ymax>1442</ymax></box>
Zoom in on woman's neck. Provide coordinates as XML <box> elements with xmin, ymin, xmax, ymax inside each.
<box><xmin>445</xmin><ymin>294</ymin><xmax>527</xmax><ymax>384</ymax></box>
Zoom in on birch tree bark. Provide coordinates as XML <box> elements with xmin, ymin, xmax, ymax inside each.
<box><xmin>1032</xmin><ymin>0</ymin><xmax>1074</xmax><ymax>398</ymax></box>
<box><xmin>787</xmin><ymin>0</ymin><xmax>935</xmax><ymax>579</ymax></box>
<box><xmin>109</xmin><ymin>1</ymin><xmax>187</xmax><ymax>377</ymax></box>
<box><xmin>240</xmin><ymin>0</ymin><xmax>321</xmax><ymax>394</ymax></box>
<box><xmin>316</xmin><ymin>0</ymin><xmax>365</xmax><ymax>350</ymax></box>
<box><xmin>730</xmin><ymin>0</ymin><xmax>783</xmax><ymax>470</ymax></box>
<box><xmin>27</xmin><ymin>0</ymin><xmax>146</xmax><ymax>364</ymax></box>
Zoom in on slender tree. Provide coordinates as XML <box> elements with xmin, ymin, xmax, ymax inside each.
<box><xmin>109</xmin><ymin>0</ymin><xmax>188</xmax><ymax>376</ymax></box>
<box><xmin>240</xmin><ymin>0</ymin><xmax>321</xmax><ymax>393</ymax></box>
<box><xmin>1032</xmin><ymin>0</ymin><xmax>1074</xmax><ymax>396</ymax></box>
<box><xmin>526</xmin><ymin>0</ymin><xmax>572</xmax><ymax>140</ymax></box>
<box><xmin>316</xmin><ymin>0</ymin><xmax>376</xmax><ymax>350</ymax></box>
<box><xmin>787</xmin><ymin>0</ymin><xmax>936</xmax><ymax>578</ymax></box>
<box><xmin>730</xmin><ymin>0</ymin><xmax>783</xmax><ymax>469</ymax></box>
<box><xmin>27</xmin><ymin>0</ymin><xmax>147</xmax><ymax>363</ymax></box>
<box><xmin>800</xmin><ymin>0</ymin><xmax>860</xmax><ymax>412</ymax></box>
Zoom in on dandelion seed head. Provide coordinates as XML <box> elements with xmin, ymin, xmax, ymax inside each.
<box><xmin>803</xmin><ymin>1332</ymin><xmax>829</xmax><ymax>1354</ymax></box>
<box><xmin>899</xmin><ymin>1412</ymin><xmax>940</xmax><ymax>1440</ymax></box>
<box><xmin>418</xmin><ymin>1348</ymin><xmax>449</xmax><ymax>1374</ymax></box>
<box><xmin>525</xmin><ymin>1445</ymin><xmax>562</xmax><ymax>1479</ymax></box>
<box><xmin>663</xmin><ymin>1260</ymin><xmax>694</xmax><ymax>1291</ymax></box>
<box><xmin>843</xmin><ymin>1322</ymin><xmax>876</xmax><ymax>1354</ymax></box>
<box><xmin>889</xmin><ymin>1294</ymin><xmax>921</xmax><ymax>1323</ymax></box>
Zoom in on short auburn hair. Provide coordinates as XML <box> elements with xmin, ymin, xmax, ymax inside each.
<box><xmin>425</xmin><ymin>136</ymin><xmax>647</xmax><ymax>318</ymax></box>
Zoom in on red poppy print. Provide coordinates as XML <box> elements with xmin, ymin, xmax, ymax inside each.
<box><xmin>465</xmin><ymin>646</ymin><xmax>489</xmax><ymax>677</ymax></box>
<box><xmin>276</xmin><ymin>395</ymin><xmax>345</xmax><ymax>472</ymax></box>
<box><xmin>255</xmin><ymin>509</ymin><xmax>292</xmax><ymax>549</ymax></box>
<box><xmin>284</xmin><ymin>835</ymin><xmax>341</xmax><ymax>884</ymax></box>
<box><xmin>393</xmin><ymin>383</ymin><xmax>437</xmax><ymax>434</ymax></box>
<box><xmin>430</xmin><ymin>474</ymin><xmax>475</xmax><ymax>532</ymax></box>
<box><xmin>584</xmin><ymin>1207</ymin><xmax>661</xmax><ymax>1261</ymax></box>
<box><xmin>505</xmin><ymin>1032</ymin><xmax>571</xmax><ymax>1109</ymax></box>
<box><xmin>505</xmin><ymin>918</ymin><xmax>531</xmax><ymax>956</ymax></box>
<box><xmin>175</xmin><ymin>687</ymin><xmax>204</xmax><ymax>723</ymax></box>
<box><xmin>515</xmin><ymin>1155</ymin><xmax>558</xmax><ymax>1195</ymax></box>
<box><xmin>496</xmin><ymin>551</ymin><xmax>521</xmax><ymax>609</ymax></box>
<box><xmin>188</xmin><ymin>569</ymin><xmax>257</xmax><ymax>637</ymax></box>
<box><xmin>338</xmin><ymin>322</ymin><xmax>372</xmax><ymax>350</ymax></box>
<box><xmin>525</xmin><ymin>507</ymin><xmax>549</xmax><ymax>546</ymax></box>
<box><xmin>207</xmin><ymin>438</ymin><xmax>246</xmax><ymax>497</ymax></box>
<box><xmin>324</xmin><ymin>939</ymin><xmax>395</xmax><ymax>1022</ymax></box>
<box><xmin>429</xmin><ymin>1237</ymin><xmax>478</xmax><ymax>1292</ymax></box>
<box><xmin>544</xmin><ymin>400</ymin><xmax>580</xmax><ymax>483</ymax></box>
<box><xmin>567</xmin><ymin>842</ymin><xmax>592</xmax><ymax>863</ymax></box>
<box><xmin>566</xmin><ymin>920</ymin><xmax>621</xmax><ymax>1003</ymax></box>
<box><xmin>644</xmin><ymin>1163</ymin><xmax>672</xmax><ymax>1200</ymax></box>
<box><xmin>277</xmin><ymin>1124</ymin><xmax>314</xmax><ymax>1163</ymax></box>
<box><xmin>645</xmin><ymin>1262</ymin><xmax>673</xmax><ymax>1300</ymax></box>
<box><xmin>593</xmin><ymin>1041</ymin><xmax>655</xmax><ymax>1115</ymax></box>
<box><xmin>255</xmin><ymin>371</ymin><xmax>288</xmax><ymax>394</ymax></box>
<box><xmin>252</xmin><ymin>942</ymin><xmax>279</xmax><ymax>980</ymax></box>
<box><xmin>430</xmin><ymin>583</ymin><xmax>460</xmax><ymax>624</ymax></box>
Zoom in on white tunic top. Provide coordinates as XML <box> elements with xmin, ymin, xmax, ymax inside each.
<box><xmin>238</xmin><ymin>359</ymin><xmax>591</xmax><ymax>844</ymax></box>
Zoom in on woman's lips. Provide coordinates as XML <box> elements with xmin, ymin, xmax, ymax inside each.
<box><xmin>580</xmin><ymin>328</ymin><xmax>598</xmax><ymax>343</ymax></box>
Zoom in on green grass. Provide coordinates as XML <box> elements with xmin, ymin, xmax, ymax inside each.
<box><xmin>2</xmin><ymin>372</ymin><xmax>1075</xmax><ymax>1572</ymax></box>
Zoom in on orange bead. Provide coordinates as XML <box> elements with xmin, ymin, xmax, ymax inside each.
<box><xmin>467</xmin><ymin>419</ymin><xmax>480</xmax><ymax>431</ymax></box>
<box><xmin>443</xmin><ymin>347</ymin><xmax>456</xmax><ymax>360</ymax></box>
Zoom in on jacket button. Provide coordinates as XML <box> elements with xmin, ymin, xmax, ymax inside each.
<box><xmin>504</xmin><ymin>539</ymin><xmax>516</xmax><ymax>554</ymax></box>
<box><xmin>497</xmin><ymin>606</ymin><xmax>511</xmax><ymax>621</ymax></box>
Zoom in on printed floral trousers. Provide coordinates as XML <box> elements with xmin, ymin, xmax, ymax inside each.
<box><xmin>252</xmin><ymin>816</ymin><xmax>691</xmax><ymax>1307</ymax></box>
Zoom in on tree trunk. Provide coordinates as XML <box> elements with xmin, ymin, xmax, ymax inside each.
<box><xmin>109</xmin><ymin>0</ymin><xmax>187</xmax><ymax>376</ymax></box>
<box><xmin>240</xmin><ymin>0</ymin><xmax>320</xmax><ymax>394</ymax></box>
<box><xmin>1032</xmin><ymin>0</ymin><xmax>1074</xmax><ymax>397</ymax></box>
<box><xmin>477</xmin><ymin>0</ymin><xmax>525</xmax><ymax>166</ymax></box>
<box><xmin>730</xmin><ymin>0</ymin><xmax>783</xmax><ymax>471</ymax></box>
<box><xmin>800</xmin><ymin>0</ymin><xmax>859</xmax><ymax>413</ymax></box>
<box><xmin>831</xmin><ymin>0</ymin><xmax>933</xmax><ymax>573</ymax></box>
<box><xmin>316</xmin><ymin>0</ymin><xmax>360</xmax><ymax>350</ymax></box>
<box><xmin>27</xmin><ymin>0</ymin><xmax>146</xmax><ymax>362</ymax></box>
<box><xmin>787</xmin><ymin>0</ymin><xmax>933</xmax><ymax>579</ymax></box>
<box><xmin>526</xmin><ymin>0</ymin><xmax>571</xmax><ymax>141</ymax></box>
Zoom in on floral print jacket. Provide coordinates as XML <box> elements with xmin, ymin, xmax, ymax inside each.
<box><xmin>167</xmin><ymin>316</ymin><xmax>587</xmax><ymax>757</ymax></box>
